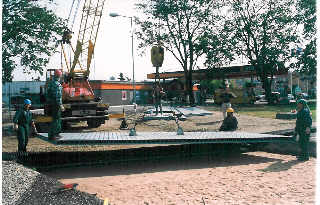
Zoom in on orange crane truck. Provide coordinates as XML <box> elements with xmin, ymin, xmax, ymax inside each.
<box><xmin>35</xmin><ymin>0</ymin><xmax>109</xmax><ymax>132</ymax></box>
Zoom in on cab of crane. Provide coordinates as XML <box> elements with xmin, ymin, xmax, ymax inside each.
<box><xmin>46</xmin><ymin>69</ymin><xmax>64</xmax><ymax>83</ymax></box>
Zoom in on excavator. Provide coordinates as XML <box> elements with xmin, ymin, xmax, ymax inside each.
<box><xmin>35</xmin><ymin>0</ymin><xmax>109</xmax><ymax>131</ymax></box>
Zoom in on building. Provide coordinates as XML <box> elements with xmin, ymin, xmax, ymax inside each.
<box><xmin>2</xmin><ymin>81</ymin><xmax>154</xmax><ymax>109</ymax></box>
<box><xmin>90</xmin><ymin>80</ymin><xmax>153</xmax><ymax>105</ymax></box>
<box><xmin>2</xmin><ymin>81</ymin><xmax>46</xmax><ymax>108</ymax></box>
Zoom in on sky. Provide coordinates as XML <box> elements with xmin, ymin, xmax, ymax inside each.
<box><xmin>13</xmin><ymin>0</ymin><xmax>184</xmax><ymax>82</ymax></box>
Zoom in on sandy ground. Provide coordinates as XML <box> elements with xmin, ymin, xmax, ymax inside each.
<box><xmin>47</xmin><ymin>152</ymin><xmax>316</xmax><ymax>205</ymax></box>
<box><xmin>2</xmin><ymin>107</ymin><xmax>317</xmax><ymax>204</ymax></box>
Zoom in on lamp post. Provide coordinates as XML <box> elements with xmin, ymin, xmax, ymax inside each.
<box><xmin>110</xmin><ymin>12</ymin><xmax>136</xmax><ymax>104</ymax></box>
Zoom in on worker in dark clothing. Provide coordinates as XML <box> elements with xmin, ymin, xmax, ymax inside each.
<box><xmin>219</xmin><ymin>108</ymin><xmax>238</xmax><ymax>131</ymax></box>
<box><xmin>47</xmin><ymin>69</ymin><xmax>65</xmax><ymax>140</ymax></box>
<box><xmin>13</xmin><ymin>99</ymin><xmax>37</xmax><ymax>154</ymax></box>
<box><xmin>153</xmin><ymin>83</ymin><xmax>165</xmax><ymax>115</ymax></box>
<box><xmin>294</xmin><ymin>99</ymin><xmax>312</xmax><ymax>161</ymax></box>
<box><xmin>220</xmin><ymin>87</ymin><xmax>237</xmax><ymax>119</ymax></box>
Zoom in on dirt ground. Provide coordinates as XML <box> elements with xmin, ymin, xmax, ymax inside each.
<box><xmin>2</xmin><ymin>106</ymin><xmax>316</xmax><ymax>204</ymax></box>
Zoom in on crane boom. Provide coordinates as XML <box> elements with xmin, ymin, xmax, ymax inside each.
<box><xmin>70</xmin><ymin>0</ymin><xmax>106</xmax><ymax>76</ymax></box>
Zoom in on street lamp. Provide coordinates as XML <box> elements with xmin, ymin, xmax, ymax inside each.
<box><xmin>109</xmin><ymin>12</ymin><xmax>136</xmax><ymax>104</ymax></box>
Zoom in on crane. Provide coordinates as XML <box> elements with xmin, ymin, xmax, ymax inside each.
<box><xmin>37</xmin><ymin>0</ymin><xmax>109</xmax><ymax>131</ymax></box>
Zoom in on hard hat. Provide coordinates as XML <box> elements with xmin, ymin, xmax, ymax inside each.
<box><xmin>24</xmin><ymin>99</ymin><xmax>32</xmax><ymax>105</ymax></box>
<box><xmin>226</xmin><ymin>108</ymin><xmax>234</xmax><ymax>113</ymax></box>
<box><xmin>54</xmin><ymin>69</ymin><xmax>62</xmax><ymax>77</ymax></box>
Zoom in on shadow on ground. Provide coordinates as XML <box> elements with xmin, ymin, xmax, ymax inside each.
<box><xmin>195</xmin><ymin>120</ymin><xmax>223</xmax><ymax>126</ymax></box>
<box><xmin>3</xmin><ymin>143</ymin><xmax>283</xmax><ymax>178</ymax></box>
<box><xmin>257</xmin><ymin>159</ymin><xmax>303</xmax><ymax>173</ymax></box>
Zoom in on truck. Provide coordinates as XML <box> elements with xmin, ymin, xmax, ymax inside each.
<box><xmin>35</xmin><ymin>0</ymin><xmax>109</xmax><ymax>132</ymax></box>
<box><xmin>214</xmin><ymin>86</ymin><xmax>257</xmax><ymax>105</ymax></box>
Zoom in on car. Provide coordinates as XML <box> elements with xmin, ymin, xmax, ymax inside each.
<box><xmin>269</xmin><ymin>92</ymin><xmax>280</xmax><ymax>104</ymax></box>
<box><xmin>256</xmin><ymin>94</ymin><xmax>265</xmax><ymax>101</ymax></box>
<box><xmin>299</xmin><ymin>93</ymin><xmax>309</xmax><ymax>100</ymax></box>
<box><xmin>287</xmin><ymin>94</ymin><xmax>294</xmax><ymax>100</ymax></box>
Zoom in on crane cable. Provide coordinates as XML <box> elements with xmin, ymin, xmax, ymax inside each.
<box><xmin>63</xmin><ymin>0</ymin><xmax>82</xmax><ymax>71</ymax></box>
<box><xmin>67</xmin><ymin>0</ymin><xmax>82</xmax><ymax>30</ymax></box>
<box><xmin>70</xmin><ymin>0</ymin><xmax>82</xmax><ymax>30</ymax></box>
<box><xmin>67</xmin><ymin>0</ymin><xmax>76</xmax><ymax>25</ymax></box>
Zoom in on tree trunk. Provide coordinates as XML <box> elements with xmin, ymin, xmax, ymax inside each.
<box><xmin>261</xmin><ymin>76</ymin><xmax>273</xmax><ymax>104</ymax></box>
<box><xmin>256</xmin><ymin>63</ymin><xmax>274</xmax><ymax>104</ymax></box>
<box><xmin>185</xmin><ymin>70</ymin><xmax>195</xmax><ymax>105</ymax></box>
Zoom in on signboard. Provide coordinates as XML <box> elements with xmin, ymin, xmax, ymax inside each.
<box><xmin>122</xmin><ymin>91</ymin><xmax>127</xmax><ymax>100</ymax></box>
<box><xmin>151</xmin><ymin>46</ymin><xmax>164</xmax><ymax>67</ymax></box>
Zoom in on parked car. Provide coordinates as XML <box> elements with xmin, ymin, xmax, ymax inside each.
<box><xmin>270</xmin><ymin>92</ymin><xmax>280</xmax><ymax>104</ymax></box>
<box><xmin>287</xmin><ymin>94</ymin><xmax>294</xmax><ymax>100</ymax></box>
<box><xmin>298</xmin><ymin>93</ymin><xmax>309</xmax><ymax>100</ymax></box>
<box><xmin>256</xmin><ymin>94</ymin><xmax>265</xmax><ymax>101</ymax></box>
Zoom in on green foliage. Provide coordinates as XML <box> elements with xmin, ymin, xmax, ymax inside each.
<box><xmin>135</xmin><ymin>0</ymin><xmax>223</xmax><ymax>67</ymax></box>
<box><xmin>135</xmin><ymin>0</ymin><xmax>226</xmax><ymax>104</ymax></box>
<box><xmin>2</xmin><ymin>0</ymin><xmax>66</xmax><ymax>82</ymax></box>
<box><xmin>294</xmin><ymin>0</ymin><xmax>316</xmax><ymax>75</ymax></box>
<box><xmin>208</xmin><ymin>0</ymin><xmax>298</xmax><ymax>102</ymax></box>
<box><xmin>200</xmin><ymin>79</ymin><xmax>223</xmax><ymax>94</ymax></box>
<box><xmin>295</xmin><ymin>40</ymin><xmax>316</xmax><ymax>75</ymax></box>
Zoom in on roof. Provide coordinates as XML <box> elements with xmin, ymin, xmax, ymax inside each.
<box><xmin>147</xmin><ymin>65</ymin><xmax>288</xmax><ymax>80</ymax></box>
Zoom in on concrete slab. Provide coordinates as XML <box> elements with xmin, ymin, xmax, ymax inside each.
<box><xmin>145</xmin><ymin>106</ymin><xmax>212</xmax><ymax>118</ymax></box>
<box><xmin>144</xmin><ymin>106</ymin><xmax>176</xmax><ymax>114</ymax></box>
<box><xmin>143</xmin><ymin>106</ymin><xmax>186</xmax><ymax>121</ymax></box>
<box><xmin>36</xmin><ymin>131</ymin><xmax>293</xmax><ymax>146</ymax></box>
<box><xmin>143</xmin><ymin>113</ymin><xmax>176</xmax><ymax>121</ymax></box>
<box><xmin>174</xmin><ymin>106</ymin><xmax>213</xmax><ymax>117</ymax></box>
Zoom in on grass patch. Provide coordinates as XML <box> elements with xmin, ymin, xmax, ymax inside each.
<box><xmin>204</xmin><ymin>102</ymin><xmax>316</xmax><ymax>121</ymax></box>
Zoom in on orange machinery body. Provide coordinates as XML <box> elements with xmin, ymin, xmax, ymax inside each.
<box><xmin>36</xmin><ymin>69</ymin><xmax>109</xmax><ymax>130</ymax></box>
<box><xmin>62</xmin><ymin>78</ymin><xmax>95</xmax><ymax>102</ymax></box>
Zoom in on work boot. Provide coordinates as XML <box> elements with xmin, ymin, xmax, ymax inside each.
<box><xmin>49</xmin><ymin>134</ymin><xmax>63</xmax><ymax>141</ymax></box>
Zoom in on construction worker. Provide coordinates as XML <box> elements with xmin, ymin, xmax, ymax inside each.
<box><xmin>47</xmin><ymin>69</ymin><xmax>65</xmax><ymax>140</ymax></box>
<box><xmin>219</xmin><ymin>108</ymin><xmax>238</xmax><ymax>131</ymax></box>
<box><xmin>294</xmin><ymin>99</ymin><xmax>312</xmax><ymax>161</ymax></box>
<box><xmin>220</xmin><ymin>86</ymin><xmax>237</xmax><ymax>119</ymax></box>
<box><xmin>153</xmin><ymin>83</ymin><xmax>165</xmax><ymax>115</ymax></box>
<box><xmin>13</xmin><ymin>99</ymin><xmax>37</xmax><ymax>154</ymax></box>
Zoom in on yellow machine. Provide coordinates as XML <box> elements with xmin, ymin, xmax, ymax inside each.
<box><xmin>214</xmin><ymin>87</ymin><xmax>256</xmax><ymax>104</ymax></box>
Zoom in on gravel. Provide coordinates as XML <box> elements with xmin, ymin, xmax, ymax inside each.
<box><xmin>2</xmin><ymin>161</ymin><xmax>104</xmax><ymax>205</ymax></box>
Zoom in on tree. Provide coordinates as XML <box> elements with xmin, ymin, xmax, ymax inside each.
<box><xmin>200</xmin><ymin>79</ymin><xmax>223</xmax><ymax>96</ymax></box>
<box><xmin>135</xmin><ymin>0</ymin><xmax>224</xmax><ymax>105</ymax></box>
<box><xmin>212</xmin><ymin>0</ymin><xmax>298</xmax><ymax>103</ymax></box>
<box><xmin>2</xmin><ymin>0</ymin><xmax>65</xmax><ymax>82</ymax></box>
<box><xmin>295</xmin><ymin>0</ymin><xmax>316</xmax><ymax>77</ymax></box>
